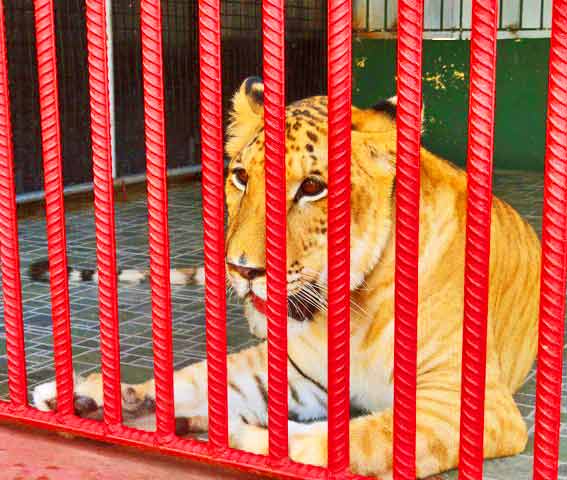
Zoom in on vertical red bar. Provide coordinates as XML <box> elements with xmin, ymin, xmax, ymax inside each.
<box><xmin>140</xmin><ymin>0</ymin><xmax>174</xmax><ymax>439</ymax></box>
<box><xmin>458</xmin><ymin>0</ymin><xmax>498</xmax><ymax>477</ymax></box>
<box><xmin>327</xmin><ymin>0</ymin><xmax>352</xmax><ymax>472</ymax></box>
<box><xmin>263</xmin><ymin>0</ymin><xmax>288</xmax><ymax>461</ymax></box>
<box><xmin>533</xmin><ymin>2</ymin><xmax>567</xmax><ymax>478</ymax></box>
<box><xmin>33</xmin><ymin>0</ymin><xmax>74</xmax><ymax>416</ymax></box>
<box><xmin>0</xmin><ymin>0</ymin><xmax>27</xmax><ymax>408</ymax></box>
<box><xmin>85</xmin><ymin>0</ymin><xmax>122</xmax><ymax>426</ymax></box>
<box><xmin>198</xmin><ymin>0</ymin><xmax>228</xmax><ymax>449</ymax></box>
<box><xmin>393</xmin><ymin>0</ymin><xmax>423</xmax><ymax>478</ymax></box>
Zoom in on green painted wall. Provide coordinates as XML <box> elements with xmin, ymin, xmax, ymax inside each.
<box><xmin>353</xmin><ymin>38</ymin><xmax>550</xmax><ymax>171</ymax></box>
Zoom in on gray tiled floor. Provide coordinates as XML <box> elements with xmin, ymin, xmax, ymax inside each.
<box><xmin>0</xmin><ymin>182</ymin><xmax>258</xmax><ymax>396</ymax></box>
<box><xmin>0</xmin><ymin>171</ymin><xmax>564</xmax><ymax>479</ymax></box>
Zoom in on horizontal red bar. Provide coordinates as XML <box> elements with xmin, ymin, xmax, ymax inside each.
<box><xmin>0</xmin><ymin>402</ymin><xmax>367</xmax><ymax>480</ymax></box>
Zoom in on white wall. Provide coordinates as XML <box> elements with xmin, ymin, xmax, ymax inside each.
<box><xmin>353</xmin><ymin>0</ymin><xmax>552</xmax><ymax>39</ymax></box>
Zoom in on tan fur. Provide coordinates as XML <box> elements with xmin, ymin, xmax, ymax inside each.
<box><xmin>33</xmin><ymin>78</ymin><xmax>540</xmax><ymax>478</ymax></box>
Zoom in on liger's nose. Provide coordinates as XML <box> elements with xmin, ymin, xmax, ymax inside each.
<box><xmin>227</xmin><ymin>262</ymin><xmax>266</xmax><ymax>281</ymax></box>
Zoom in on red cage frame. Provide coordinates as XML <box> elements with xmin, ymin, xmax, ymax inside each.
<box><xmin>0</xmin><ymin>0</ymin><xmax>566</xmax><ymax>478</ymax></box>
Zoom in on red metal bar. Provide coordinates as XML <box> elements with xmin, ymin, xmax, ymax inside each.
<box><xmin>393</xmin><ymin>0</ymin><xmax>423</xmax><ymax>478</ymax></box>
<box><xmin>0</xmin><ymin>0</ymin><xmax>27</xmax><ymax>408</ymax></box>
<box><xmin>33</xmin><ymin>0</ymin><xmax>74</xmax><ymax>417</ymax></box>
<box><xmin>0</xmin><ymin>403</ymin><xmax>371</xmax><ymax>480</ymax></box>
<box><xmin>533</xmin><ymin>1</ymin><xmax>567</xmax><ymax>478</ymax></box>
<box><xmin>85</xmin><ymin>0</ymin><xmax>122</xmax><ymax>427</ymax></box>
<box><xmin>327</xmin><ymin>0</ymin><xmax>352</xmax><ymax>472</ymax></box>
<box><xmin>198</xmin><ymin>0</ymin><xmax>228</xmax><ymax>449</ymax></box>
<box><xmin>458</xmin><ymin>0</ymin><xmax>498</xmax><ymax>477</ymax></box>
<box><xmin>262</xmin><ymin>0</ymin><xmax>288</xmax><ymax>461</ymax></box>
<box><xmin>140</xmin><ymin>0</ymin><xmax>175</xmax><ymax>440</ymax></box>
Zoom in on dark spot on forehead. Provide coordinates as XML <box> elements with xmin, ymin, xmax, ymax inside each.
<box><xmin>313</xmin><ymin>106</ymin><xmax>326</xmax><ymax>116</ymax></box>
<box><xmin>309</xmin><ymin>154</ymin><xmax>318</xmax><ymax>162</ymax></box>
<box><xmin>306</xmin><ymin>131</ymin><xmax>319</xmax><ymax>143</ymax></box>
<box><xmin>292</xmin><ymin>109</ymin><xmax>313</xmax><ymax>119</ymax></box>
<box><xmin>293</xmin><ymin>122</ymin><xmax>301</xmax><ymax>130</ymax></box>
<box><xmin>306</xmin><ymin>143</ymin><xmax>314</xmax><ymax>153</ymax></box>
<box><xmin>310</xmin><ymin>169</ymin><xmax>322</xmax><ymax>176</ymax></box>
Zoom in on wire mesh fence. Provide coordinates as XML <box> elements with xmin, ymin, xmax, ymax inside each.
<box><xmin>8</xmin><ymin>0</ymin><xmax>327</xmax><ymax>195</ymax></box>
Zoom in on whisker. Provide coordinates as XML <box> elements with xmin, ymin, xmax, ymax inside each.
<box><xmin>299</xmin><ymin>272</ymin><xmax>370</xmax><ymax>319</ymax></box>
<box><xmin>299</xmin><ymin>285</ymin><xmax>327</xmax><ymax>310</ymax></box>
<box><xmin>295</xmin><ymin>292</ymin><xmax>324</xmax><ymax>312</ymax></box>
<box><xmin>301</xmin><ymin>266</ymin><xmax>371</xmax><ymax>292</ymax></box>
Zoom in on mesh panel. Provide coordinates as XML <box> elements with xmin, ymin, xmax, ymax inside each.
<box><xmin>8</xmin><ymin>0</ymin><xmax>327</xmax><ymax>194</ymax></box>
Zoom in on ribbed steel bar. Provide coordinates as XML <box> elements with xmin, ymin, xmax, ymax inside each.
<box><xmin>458</xmin><ymin>0</ymin><xmax>498</xmax><ymax>478</ymax></box>
<box><xmin>33</xmin><ymin>0</ymin><xmax>74</xmax><ymax>417</ymax></box>
<box><xmin>393</xmin><ymin>0</ymin><xmax>423</xmax><ymax>478</ymax></box>
<box><xmin>327</xmin><ymin>0</ymin><xmax>352</xmax><ymax>472</ymax></box>
<box><xmin>140</xmin><ymin>0</ymin><xmax>175</xmax><ymax>440</ymax></box>
<box><xmin>262</xmin><ymin>0</ymin><xmax>288</xmax><ymax>460</ymax></box>
<box><xmin>0</xmin><ymin>0</ymin><xmax>27</xmax><ymax>408</ymax></box>
<box><xmin>198</xmin><ymin>0</ymin><xmax>228</xmax><ymax>449</ymax></box>
<box><xmin>85</xmin><ymin>0</ymin><xmax>122</xmax><ymax>426</ymax></box>
<box><xmin>533</xmin><ymin>1</ymin><xmax>567</xmax><ymax>478</ymax></box>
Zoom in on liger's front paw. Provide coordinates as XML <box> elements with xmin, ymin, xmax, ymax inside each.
<box><xmin>32</xmin><ymin>372</ymin><xmax>155</xmax><ymax>420</ymax></box>
<box><xmin>32</xmin><ymin>372</ymin><xmax>104</xmax><ymax>418</ymax></box>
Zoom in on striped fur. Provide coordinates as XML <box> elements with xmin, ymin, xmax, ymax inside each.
<box><xmin>28</xmin><ymin>258</ymin><xmax>205</xmax><ymax>287</ymax></box>
<box><xmin>33</xmin><ymin>78</ymin><xmax>540</xmax><ymax>478</ymax></box>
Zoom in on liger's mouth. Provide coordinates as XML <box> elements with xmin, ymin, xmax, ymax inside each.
<box><xmin>247</xmin><ymin>283</ymin><xmax>321</xmax><ymax>322</ymax></box>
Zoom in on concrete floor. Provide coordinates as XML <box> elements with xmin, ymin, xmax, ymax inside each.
<box><xmin>0</xmin><ymin>170</ymin><xmax>564</xmax><ymax>479</ymax></box>
<box><xmin>0</xmin><ymin>422</ymin><xmax>251</xmax><ymax>480</ymax></box>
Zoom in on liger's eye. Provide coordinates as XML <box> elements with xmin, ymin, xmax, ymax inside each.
<box><xmin>231</xmin><ymin>168</ymin><xmax>248</xmax><ymax>191</ymax></box>
<box><xmin>296</xmin><ymin>177</ymin><xmax>327</xmax><ymax>201</ymax></box>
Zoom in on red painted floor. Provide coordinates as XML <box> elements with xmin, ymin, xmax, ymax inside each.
<box><xmin>0</xmin><ymin>421</ymin><xmax>253</xmax><ymax>480</ymax></box>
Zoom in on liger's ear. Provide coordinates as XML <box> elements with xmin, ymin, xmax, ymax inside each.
<box><xmin>352</xmin><ymin>95</ymin><xmax>425</xmax><ymax>133</ymax></box>
<box><xmin>226</xmin><ymin>77</ymin><xmax>265</xmax><ymax>159</ymax></box>
<box><xmin>235</xmin><ymin>77</ymin><xmax>264</xmax><ymax>116</ymax></box>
